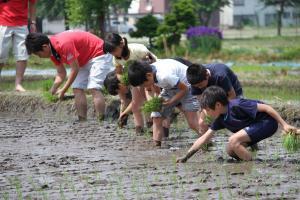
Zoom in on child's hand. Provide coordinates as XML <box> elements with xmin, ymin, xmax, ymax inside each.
<box><xmin>118</xmin><ymin>113</ymin><xmax>128</xmax><ymax>128</ymax></box>
<box><xmin>282</xmin><ymin>124</ymin><xmax>297</xmax><ymax>134</ymax></box>
<box><xmin>56</xmin><ymin>88</ymin><xmax>65</xmax><ymax>100</ymax></box>
<box><xmin>162</xmin><ymin>99</ymin><xmax>172</xmax><ymax>107</ymax></box>
<box><xmin>176</xmin><ymin>156</ymin><xmax>187</xmax><ymax>163</ymax></box>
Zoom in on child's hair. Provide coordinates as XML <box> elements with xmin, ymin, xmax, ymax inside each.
<box><xmin>128</xmin><ymin>61</ymin><xmax>152</xmax><ymax>87</ymax></box>
<box><xmin>200</xmin><ymin>86</ymin><xmax>229</xmax><ymax>109</ymax></box>
<box><xmin>104</xmin><ymin>33</ymin><xmax>130</xmax><ymax>59</ymax></box>
<box><xmin>186</xmin><ymin>63</ymin><xmax>208</xmax><ymax>85</ymax></box>
<box><xmin>103</xmin><ymin>71</ymin><xmax>120</xmax><ymax>95</ymax></box>
<box><xmin>25</xmin><ymin>33</ymin><xmax>50</xmax><ymax>54</ymax></box>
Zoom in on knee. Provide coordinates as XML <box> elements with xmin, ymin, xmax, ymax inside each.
<box><xmin>226</xmin><ymin>143</ymin><xmax>234</xmax><ymax>156</ymax></box>
<box><xmin>187</xmin><ymin>120</ymin><xmax>198</xmax><ymax>131</ymax></box>
<box><xmin>73</xmin><ymin>88</ymin><xmax>84</xmax><ymax>95</ymax></box>
<box><xmin>228</xmin><ymin>136</ymin><xmax>240</xmax><ymax>150</ymax></box>
<box><xmin>153</xmin><ymin>117</ymin><xmax>163</xmax><ymax>126</ymax></box>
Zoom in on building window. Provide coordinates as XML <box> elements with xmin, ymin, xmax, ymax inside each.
<box><xmin>293</xmin><ymin>12</ymin><xmax>300</xmax><ymax>19</ymax></box>
<box><xmin>234</xmin><ymin>0</ymin><xmax>244</xmax><ymax>6</ymax></box>
<box><xmin>283</xmin><ymin>12</ymin><xmax>290</xmax><ymax>19</ymax></box>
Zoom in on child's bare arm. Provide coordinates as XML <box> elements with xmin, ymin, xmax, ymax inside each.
<box><xmin>115</xmin><ymin>64</ymin><xmax>123</xmax><ymax>74</ymax></box>
<box><xmin>177</xmin><ymin>129</ymin><xmax>214</xmax><ymax>163</ymax></box>
<box><xmin>257</xmin><ymin>103</ymin><xmax>297</xmax><ymax>133</ymax></box>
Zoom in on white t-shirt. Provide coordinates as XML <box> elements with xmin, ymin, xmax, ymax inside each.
<box><xmin>152</xmin><ymin>59</ymin><xmax>190</xmax><ymax>90</ymax></box>
<box><xmin>113</xmin><ymin>43</ymin><xmax>157</xmax><ymax>67</ymax></box>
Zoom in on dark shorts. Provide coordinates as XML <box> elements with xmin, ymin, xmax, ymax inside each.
<box><xmin>244</xmin><ymin>117</ymin><xmax>278</xmax><ymax>146</ymax></box>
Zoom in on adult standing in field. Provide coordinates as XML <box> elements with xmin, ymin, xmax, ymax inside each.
<box><xmin>0</xmin><ymin>0</ymin><xmax>37</xmax><ymax>92</ymax></box>
<box><xmin>25</xmin><ymin>30</ymin><xmax>114</xmax><ymax>121</ymax></box>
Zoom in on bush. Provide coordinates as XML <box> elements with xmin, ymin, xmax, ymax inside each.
<box><xmin>186</xmin><ymin>26</ymin><xmax>222</xmax><ymax>54</ymax></box>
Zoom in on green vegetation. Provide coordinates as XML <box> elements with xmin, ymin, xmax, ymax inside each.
<box><xmin>120</xmin><ymin>65</ymin><xmax>130</xmax><ymax>86</ymax></box>
<box><xmin>43</xmin><ymin>91</ymin><xmax>59</xmax><ymax>103</ymax></box>
<box><xmin>243</xmin><ymin>86</ymin><xmax>300</xmax><ymax>101</ymax></box>
<box><xmin>204</xmin><ymin>115</ymin><xmax>213</xmax><ymax>125</ymax></box>
<box><xmin>282</xmin><ymin>132</ymin><xmax>300</xmax><ymax>153</ymax></box>
<box><xmin>142</xmin><ymin>97</ymin><xmax>162</xmax><ymax>114</ymax></box>
<box><xmin>42</xmin><ymin>79</ymin><xmax>53</xmax><ymax>92</ymax></box>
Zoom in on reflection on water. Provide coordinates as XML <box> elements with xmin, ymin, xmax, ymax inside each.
<box><xmin>1</xmin><ymin>68</ymin><xmax>70</xmax><ymax>76</ymax></box>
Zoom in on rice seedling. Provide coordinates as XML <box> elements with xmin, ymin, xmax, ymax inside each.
<box><xmin>1</xmin><ymin>192</ymin><xmax>9</xmax><ymax>200</ymax></box>
<box><xmin>43</xmin><ymin>92</ymin><xmax>59</xmax><ymax>103</ymax></box>
<box><xmin>120</xmin><ymin>72</ymin><xmax>129</xmax><ymax>86</ymax></box>
<box><xmin>120</xmin><ymin>62</ymin><xmax>131</xmax><ymax>86</ymax></box>
<box><xmin>8</xmin><ymin>177</ymin><xmax>22</xmax><ymax>200</ymax></box>
<box><xmin>42</xmin><ymin>79</ymin><xmax>53</xmax><ymax>92</ymax></box>
<box><xmin>142</xmin><ymin>96</ymin><xmax>163</xmax><ymax>114</ymax></box>
<box><xmin>282</xmin><ymin>131</ymin><xmax>300</xmax><ymax>152</ymax></box>
<box><xmin>204</xmin><ymin>115</ymin><xmax>213</xmax><ymax>125</ymax></box>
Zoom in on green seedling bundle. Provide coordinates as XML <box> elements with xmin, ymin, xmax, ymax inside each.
<box><xmin>282</xmin><ymin>130</ymin><xmax>300</xmax><ymax>152</ymax></box>
<box><xmin>142</xmin><ymin>97</ymin><xmax>163</xmax><ymax>114</ymax></box>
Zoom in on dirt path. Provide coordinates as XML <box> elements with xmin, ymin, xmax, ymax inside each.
<box><xmin>0</xmin><ymin>112</ymin><xmax>299</xmax><ymax>199</ymax></box>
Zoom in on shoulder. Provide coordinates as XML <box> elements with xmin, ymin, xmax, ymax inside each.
<box><xmin>128</xmin><ymin>43</ymin><xmax>148</xmax><ymax>51</ymax></box>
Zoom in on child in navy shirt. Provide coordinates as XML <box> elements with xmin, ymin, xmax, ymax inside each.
<box><xmin>186</xmin><ymin>63</ymin><xmax>243</xmax><ymax>133</ymax></box>
<box><xmin>177</xmin><ymin>86</ymin><xmax>297</xmax><ymax>162</ymax></box>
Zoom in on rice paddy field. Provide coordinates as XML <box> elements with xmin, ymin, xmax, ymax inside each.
<box><xmin>0</xmin><ymin>35</ymin><xmax>300</xmax><ymax>199</ymax></box>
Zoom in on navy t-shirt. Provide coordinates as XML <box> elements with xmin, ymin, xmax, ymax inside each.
<box><xmin>191</xmin><ymin>63</ymin><xmax>242</xmax><ymax>96</ymax></box>
<box><xmin>211</xmin><ymin>98</ymin><xmax>271</xmax><ymax>133</ymax></box>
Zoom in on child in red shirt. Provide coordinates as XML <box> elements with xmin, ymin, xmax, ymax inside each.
<box><xmin>25</xmin><ymin>30</ymin><xmax>114</xmax><ymax>121</ymax></box>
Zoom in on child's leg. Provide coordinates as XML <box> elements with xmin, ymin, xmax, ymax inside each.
<box><xmin>73</xmin><ymin>88</ymin><xmax>88</xmax><ymax>120</ymax></box>
<box><xmin>90</xmin><ymin>89</ymin><xmax>106</xmax><ymax>120</ymax></box>
<box><xmin>227</xmin><ymin>130</ymin><xmax>252</xmax><ymax>161</ymax></box>
<box><xmin>118</xmin><ymin>90</ymin><xmax>131</xmax><ymax>114</ymax></box>
<box><xmin>131</xmin><ymin>87</ymin><xmax>146</xmax><ymax>131</ymax></box>
<box><xmin>183</xmin><ymin>111</ymin><xmax>201</xmax><ymax>135</ymax></box>
<box><xmin>153</xmin><ymin>117</ymin><xmax>164</xmax><ymax>146</ymax></box>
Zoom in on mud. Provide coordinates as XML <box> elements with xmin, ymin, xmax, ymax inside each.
<box><xmin>0</xmin><ymin>110</ymin><xmax>299</xmax><ymax>199</ymax></box>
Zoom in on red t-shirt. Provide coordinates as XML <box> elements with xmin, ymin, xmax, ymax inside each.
<box><xmin>49</xmin><ymin>30</ymin><xmax>104</xmax><ymax>67</ymax></box>
<box><xmin>0</xmin><ymin>0</ymin><xmax>36</xmax><ymax>26</ymax></box>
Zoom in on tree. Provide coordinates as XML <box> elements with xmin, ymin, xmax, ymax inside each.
<box><xmin>37</xmin><ymin>0</ymin><xmax>69</xmax><ymax>30</ymax></box>
<box><xmin>65</xmin><ymin>0</ymin><xmax>132</xmax><ymax>38</ymax></box>
<box><xmin>157</xmin><ymin>0</ymin><xmax>197</xmax><ymax>46</ymax></box>
<box><xmin>193</xmin><ymin>0</ymin><xmax>230</xmax><ymax>26</ymax></box>
<box><xmin>129</xmin><ymin>14</ymin><xmax>160</xmax><ymax>48</ymax></box>
<box><xmin>170</xmin><ymin>0</ymin><xmax>230</xmax><ymax>26</ymax></box>
<box><xmin>260</xmin><ymin>0</ymin><xmax>300</xmax><ymax>36</ymax></box>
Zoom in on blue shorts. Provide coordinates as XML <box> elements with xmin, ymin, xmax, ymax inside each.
<box><xmin>244</xmin><ymin>117</ymin><xmax>278</xmax><ymax>146</ymax></box>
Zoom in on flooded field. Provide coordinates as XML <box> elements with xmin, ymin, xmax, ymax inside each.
<box><xmin>0</xmin><ymin>111</ymin><xmax>299</xmax><ymax>199</ymax></box>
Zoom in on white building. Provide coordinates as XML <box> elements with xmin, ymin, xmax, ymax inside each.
<box><xmin>231</xmin><ymin>0</ymin><xmax>300</xmax><ymax>27</ymax></box>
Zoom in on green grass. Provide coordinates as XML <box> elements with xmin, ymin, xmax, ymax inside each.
<box><xmin>243</xmin><ymin>86</ymin><xmax>300</xmax><ymax>101</ymax></box>
<box><xmin>231</xmin><ymin>65</ymin><xmax>294</xmax><ymax>73</ymax></box>
<box><xmin>3</xmin><ymin>54</ymin><xmax>54</xmax><ymax>70</ymax></box>
<box><xmin>0</xmin><ymin>79</ymin><xmax>54</xmax><ymax>91</ymax></box>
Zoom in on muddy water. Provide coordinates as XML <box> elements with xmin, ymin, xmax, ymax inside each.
<box><xmin>0</xmin><ymin>113</ymin><xmax>299</xmax><ymax>199</ymax></box>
